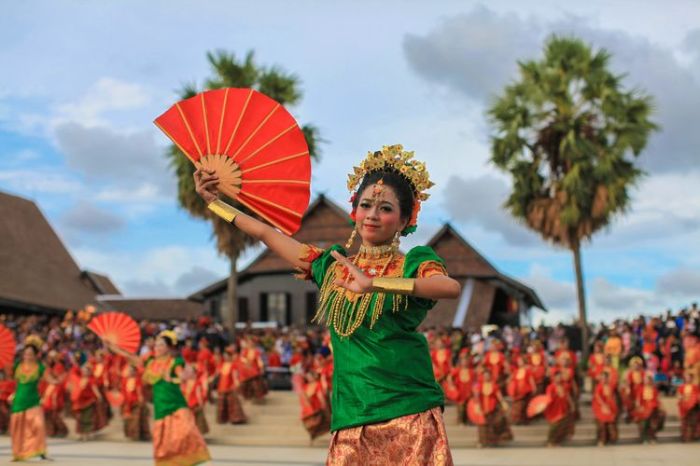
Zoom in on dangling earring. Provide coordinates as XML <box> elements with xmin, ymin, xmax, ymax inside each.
<box><xmin>345</xmin><ymin>228</ymin><xmax>357</xmax><ymax>250</ymax></box>
<box><xmin>391</xmin><ymin>230</ymin><xmax>401</xmax><ymax>252</ymax></box>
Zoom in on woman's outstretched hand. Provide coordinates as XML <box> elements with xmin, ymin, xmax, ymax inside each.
<box><xmin>193</xmin><ymin>168</ymin><xmax>220</xmax><ymax>204</ymax></box>
<box><xmin>331</xmin><ymin>250</ymin><xmax>373</xmax><ymax>294</ymax></box>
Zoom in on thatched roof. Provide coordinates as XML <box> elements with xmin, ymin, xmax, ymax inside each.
<box><xmin>97</xmin><ymin>296</ymin><xmax>204</xmax><ymax>320</ymax></box>
<box><xmin>0</xmin><ymin>190</ymin><xmax>111</xmax><ymax>313</ymax></box>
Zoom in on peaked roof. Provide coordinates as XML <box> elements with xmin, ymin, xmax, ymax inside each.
<box><xmin>0</xmin><ymin>190</ymin><xmax>102</xmax><ymax>312</ymax></box>
<box><xmin>82</xmin><ymin>270</ymin><xmax>121</xmax><ymax>295</ymax></box>
<box><xmin>98</xmin><ymin>296</ymin><xmax>203</xmax><ymax>320</ymax></box>
<box><xmin>426</xmin><ymin>223</ymin><xmax>546</xmax><ymax>311</ymax></box>
<box><xmin>190</xmin><ymin>194</ymin><xmax>355</xmax><ymax>299</ymax></box>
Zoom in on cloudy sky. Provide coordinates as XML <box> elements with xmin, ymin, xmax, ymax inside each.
<box><xmin>1</xmin><ymin>0</ymin><xmax>699</xmax><ymax>324</ymax></box>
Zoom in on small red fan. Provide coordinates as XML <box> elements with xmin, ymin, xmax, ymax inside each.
<box><xmin>0</xmin><ymin>324</ymin><xmax>16</xmax><ymax>368</ymax></box>
<box><xmin>154</xmin><ymin>88</ymin><xmax>312</xmax><ymax>235</ymax></box>
<box><xmin>467</xmin><ymin>398</ymin><xmax>486</xmax><ymax>426</ymax></box>
<box><xmin>527</xmin><ymin>394</ymin><xmax>551</xmax><ymax>418</ymax></box>
<box><xmin>88</xmin><ymin>312</ymin><xmax>141</xmax><ymax>354</ymax></box>
<box><xmin>106</xmin><ymin>390</ymin><xmax>125</xmax><ymax>408</ymax></box>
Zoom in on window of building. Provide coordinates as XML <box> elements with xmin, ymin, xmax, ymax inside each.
<box><xmin>260</xmin><ymin>292</ymin><xmax>291</xmax><ymax>326</ymax></box>
<box><xmin>306</xmin><ymin>291</ymin><xmax>318</xmax><ymax>323</ymax></box>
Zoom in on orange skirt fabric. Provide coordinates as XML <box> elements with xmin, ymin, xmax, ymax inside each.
<box><xmin>10</xmin><ymin>406</ymin><xmax>47</xmax><ymax>461</ymax></box>
<box><xmin>152</xmin><ymin>408</ymin><xmax>211</xmax><ymax>466</ymax></box>
<box><xmin>327</xmin><ymin>406</ymin><xmax>453</xmax><ymax>466</ymax></box>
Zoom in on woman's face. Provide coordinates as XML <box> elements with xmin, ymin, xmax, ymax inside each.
<box><xmin>22</xmin><ymin>347</ymin><xmax>36</xmax><ymax>363</ymax></box>
<box><xmin>155</xmin><ymin>338</ymin><xmax>169</xmax><ymax>357</ymax></box>
<box><xmin>354</xmin><ymin>183</ymin><xmax>407</xmax><ymax>246</ymax></box>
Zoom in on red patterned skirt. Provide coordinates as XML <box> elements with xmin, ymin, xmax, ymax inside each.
<box><xmin>44</xmin><ymin>408</ymin><xmax>68</xmax><ymax>438</ymax></box>
<box><xmin>327</xmin><ymin>407</ymin><xmax>452</xmax><ymax>466</ymax></box>
<box><xmin>123</xmin><ymin>403</ymin><xmax>151</xmax><ymax>441</ymax></box>
<box><xmin>478</xmin><ymin>407</ymin><xmax>513</xmax><ymax>446</ymax></box>
<box><xmin>217</xmin><ymin>391</ymin><xmax>247</xmax><ymax>424</ymax></box>
<box><xmin>303</xmin><ymin>407</ymin><xmax>331</xmax><ymax>440</ymax></box>
<box><xmin>240</xmin><ymin>376</ymin><xmax>267</xmax><ymax>402</ymax></box>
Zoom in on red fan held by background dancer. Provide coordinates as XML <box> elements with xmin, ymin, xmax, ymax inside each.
<box><xmin>154</xmin><ymin>87</ymin><xmax>312</xmax><ymax>235</ymax></box>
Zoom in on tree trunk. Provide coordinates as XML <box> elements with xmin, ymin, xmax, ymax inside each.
<box><xmin>225</xmin><ymin>254</ymin><xmax>239</xmax><ymax>337</ymax></box>
<box><xmin>571</xmin><ymin>241</ymin><xmax>589</xmax><ymax>364</ymax></box>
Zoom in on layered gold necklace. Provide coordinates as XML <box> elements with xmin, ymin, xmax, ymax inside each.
<box><xmin>312</xmin><ymin>243</ymin><xmax>408</xmax><ymax>337</ymax></box>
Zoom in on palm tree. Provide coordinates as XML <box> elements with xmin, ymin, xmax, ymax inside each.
<box><xmin>487</xmin><ymin>36</ymin><xmax>657</xmax><ymax>360</ymax></box>
<box><xmin>167</xmin><ymin>50</ymin><xmax>321</xmax><ymax>334</ymax></box>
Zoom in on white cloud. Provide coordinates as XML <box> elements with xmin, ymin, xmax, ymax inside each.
<box><xmin>656</xmin><ymin>267</ymin><xmax>700</xmax><ymax>298</ymax></box>
<box><xmin>0</xmin><ymin>169</ymin><xmax>82</xmax><ymax>195</ymax></box>
<box><xmin>52</xmin><ymin>77</ymin><xmax>151</xmax><ymax>129</ymax></box>
<box><xmin>403</xmin><ymin>6</ymin><xmax>700</xmax><ymax>174</ymax></box>
<box><xmin>72</xmin><ymin>244</ymin><xmax>229</xmax><ymax>297</ymax></box>
<box><xmin>443</xmin><ymin>174</ymin><xmax>541</xmax><ymax>246</ymax></box>
<box><xmin>60</xmin><ymin>200</ymin><xmax>125</xmax><ymax>235</ymax></box>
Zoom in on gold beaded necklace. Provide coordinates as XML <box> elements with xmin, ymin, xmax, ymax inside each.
<box><xmin>312</xmin><ymin>244</ymin><xmax>408</xmax><ymax>337</ymax></box>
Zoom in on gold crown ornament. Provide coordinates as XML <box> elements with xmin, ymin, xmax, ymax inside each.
<box><xmin>346</xmin><ymin>144</ymin><xmax>434</xmax><ymax>235</ymax></box>
<box><xmin>157</xmin><ymin>330</ymin><xmax>178</xmax><ymax>346</ymax></box>
<box><xmin>24</xmin><ymin>335</ymin><xmax>44</xmax><ymax>350</ymax></box>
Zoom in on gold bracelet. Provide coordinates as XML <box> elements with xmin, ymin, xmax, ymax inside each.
<box><xmin>372</xmin><ymin>277</ymin><xmax>415</xmax><ymax>294</ymax></box>
<box><xmin>207</xmin><ymin>199</ymin><xmax>240</xmax><ymax>223</ymax></box>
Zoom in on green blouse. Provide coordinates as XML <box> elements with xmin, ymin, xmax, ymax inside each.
<box><xmin>309</xmin><ymin>245</ymin><xmax>446</xmax><ymax>431</ymax></box>
<box><xmin>144</xmin><ymin>356</ymin><xmax>188</xmax><ymax>420</ymax></box>
<box><xmin>11</xmin><ymin>361</ymin><xmax>44</xmax><ymax>413</ymax></box>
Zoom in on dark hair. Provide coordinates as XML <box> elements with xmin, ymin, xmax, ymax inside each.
<box><xmin>159</xmin><ymin>334</ymin><xmax>177</xmax><ymax>348</ymax></box>
<box><xmin>351</xmin><ymin>169</ymin><xmax>414</xmax><ymax>221</ymax></box>
<box><xmin>24</xmin><ymin>344</ymin><xmax>39</xmax><ymax>355</ymax></box>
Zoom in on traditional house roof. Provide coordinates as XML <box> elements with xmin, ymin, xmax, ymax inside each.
<box><xmin>0</xmin><ymin>190</ymin><xmax>112</xmax><ymax>313</ymax></box>
<box><xmin>190</xmin><ymin>194</ymin><xmax>355</xmax><ymax>300</ymax></box>
<box><xmin>97</xmin><ymin>296</ymin><xmax>204</xmax><ymax>320</ymax></box>
<box><xmin>190</xmin><ymin>197</ymin><xmax>545</xmax><ymax>324</ymax></box>
<box><xmin>81</xmin><ymin>271</ymin><xmax>121</xmax><ymax>295</ymax></box>
<box><xmin>427</xmin><ymin>223</ymin><xmax>545</xmax><ymax>311</ymax></box>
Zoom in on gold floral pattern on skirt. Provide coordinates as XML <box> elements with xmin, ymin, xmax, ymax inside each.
<box><xmin>153</xmin><ymin>407</ymin><xmax>211</xmax><ymax>466</ymax></box>
<box><xmin>327</xmin><ymin>407</ymin><xmax>453</xmax><ymax>466</ymax></box>
<box><xmin>10</xmin><ymin>406</ymin><xmax>47</xmax><ymax>461</ymax></box>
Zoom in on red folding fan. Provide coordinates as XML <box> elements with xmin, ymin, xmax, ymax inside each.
<box><xmin>527</xmin><ymin>394</ymin><xmax>551</xmax><ymax>418</ymax></box>
<box><xmin>0</xmin><ymin>324</ymin><xmax>16</xmax><ymax>368</ymax></box>
<box><xmin>88</xmin><ymin>312</ymin><xmax>141</xmax><ymax>354</ymax></box>
<box><xmin>466</xmin><ymin>398</ymin><xmax>486</xmax><ymax>426</ymax></box>
<box><xmin>154</xmin><ymin>88</ymin><xmax>312</xmax><ymax>235</ymax></box>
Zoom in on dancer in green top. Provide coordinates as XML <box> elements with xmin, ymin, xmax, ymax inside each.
<box><xmin>195</xmin><ymin>144</ymin><xmax>460</xmax><ymax>465</ymax></box>
<box><xmin>10</xmin><ymin>336</ymin><xmax>51</xmax><ymax>462</ymax></box>
<box><xmin>107</xmin><ymin>330</ymin><xmax>210</xmax><ymax>466</ymax></box>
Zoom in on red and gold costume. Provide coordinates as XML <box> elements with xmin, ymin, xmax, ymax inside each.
<box><xmin>474</xmin><ymin>379</ymin><xmax>512</xmax><ymax>447</ymax></box>
<box><xmin>430</xmin><ymin>347</ymin><xmax>452</xmax><ymax>384</ymax></box>
<box><xmin>238</xmin><ymin>344</ymin><xmax>267</xmax><ymax>402</ymax></box>
<box><xmin>444</xmin><ymin>360</ymin><xmax>473</xmax><ymax>425</ymax></box>
<box><xmin>122</xmin><ymin>370</ymin><xmax>150</xmax><ymax>441</ymax></box>
<box><xmin>592</xmin><ymin>379</ymin><xmax>618</xmax><ymax>445</ymax></box>
<box><xmin>215</xmin><ymin>357</ymin><xmax>247</xmax><ymax>425</ymax></box>
<box><xmin>69</xmin><ymin>373</ymin><xmax>109</xmax><ymax>434</ymax></box>
<box><xmin>678</xmin><ymin>382</ymin><xmax>700</xmax><ymax>442</ymax></box>
<box><xmin>507</xmin><ymin>364</ymin><xmax>535</xmax><ymax>425</ymax></box>
<box><xmin>181</xmin><ymin>372</ymin><xmax>210</xmax><ymax>435</ymax></box>
<box><xmin>527</xmin><ymin>347</ymin><xmax>547</xmax><ymax>394</ymax></box>
<box><xmin>40</xmin><ymin>365</ymin><xmax>68</xmax><ymax>438</ymax></box>
<box><xmin>544</xmin><ymin>381</ymin><xmax>575</xmax><ymax>445</ymax></box>
<box><xmin>633</xmin><ymin>382</ymin><xmax>665</xmax><ymax>442</ymax></box>
<box><xmin>0</xmin><ymin>375</ymin><xmax>16</xmax><ymax>434</ymax></box>
<box><xmin>483</xmin><ymin>348</ymin><xmax>506</xmax><ymax>389</ymax></box>
<box><xmin>299</xmin><ymin>375</ymin><xmax>330</xmax><ymax>440</ymax></box>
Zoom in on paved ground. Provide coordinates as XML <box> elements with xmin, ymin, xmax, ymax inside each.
<box><xmin>1</xmin><ymin>438</ymin><xmax>699</xmax><ymax>466</ymax></box>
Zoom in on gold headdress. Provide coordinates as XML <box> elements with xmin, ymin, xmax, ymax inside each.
<box><xmin>157</xmin><ymin>330</ymin><xmax>178</xmax><ymax>346</ymax></box>
<box><xmin>24</xmin><ymin>335</ymin><xmax>44</xmax><ymax>350</ymax></box>
<box><xmin>346</xmin><ymin>144</ymin><xmax>434</xmax><ymax>235</ymax></box>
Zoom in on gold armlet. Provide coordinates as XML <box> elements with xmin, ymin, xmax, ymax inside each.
<box><xmin>207</xmin><ymin>199</ymin><xmax>240</xmax><ymax>223</ymax></box>
<box><xmin>372</xmin><ymin>277</ymin><xmax>415</xmax><ymax>295</ymax></box>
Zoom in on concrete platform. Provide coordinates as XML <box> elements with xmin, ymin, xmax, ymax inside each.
<box><xmin>1</xmin><ymin>437</ymin><xmax>699</xmax><ymax>465</ymax></box>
